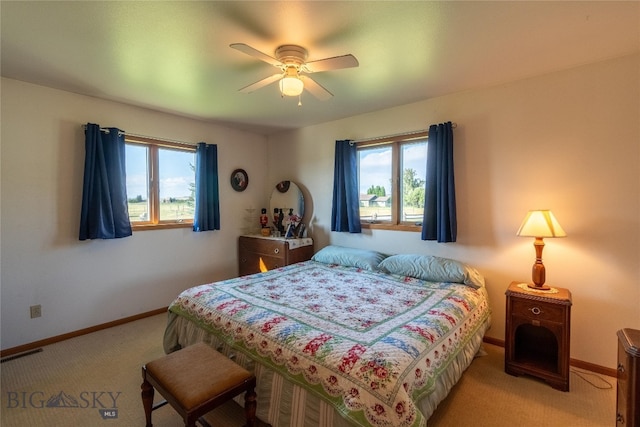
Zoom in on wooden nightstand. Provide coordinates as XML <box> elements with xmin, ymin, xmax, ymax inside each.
<box><xmin>238</xmin><ymin>235</ymin><xmax>314</xmax><ymax>276</ymax></box>
<box><xmin>505</xmin><ymin>281</ymin><xmax>572</xmax><ymax>391</ymax></box>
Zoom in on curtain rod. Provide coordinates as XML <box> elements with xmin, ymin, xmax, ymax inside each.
<box><xmin>351</xmin><ymin>122</ymin><xmax>457</xmax><ymax>145</ymax></box>
<box><xmin>81</xmin><ymin>124</ymin><xmax>125</xmax><ymax>136</ymax></box>
<box><xmin>81</xmin><ymin>125</ymin><xmax>196</xmax><ymax>148</ymax></box>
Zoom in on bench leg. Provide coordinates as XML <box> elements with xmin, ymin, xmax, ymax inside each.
<box><xmin>141</xmin><ymin>367</ymin><xmax>155</xmax><ymax>427</ymax></box>
<box><xmin>244</xmin><ymin>387</ymin><xmax>257</xmax><ymax>427</ymax></box>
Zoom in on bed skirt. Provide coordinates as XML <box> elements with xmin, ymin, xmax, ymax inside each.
<box><xmin>164</xmin><ymin>312</ymin><xmax>490</xmax><ymax>427</ymax></box>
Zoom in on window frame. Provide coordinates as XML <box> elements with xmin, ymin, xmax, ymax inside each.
<box><xmin>356</xmin><ymin>131</ymin><xmax>429</xmax><ymax>232</ymax></box>
<box><xmin>125</xmin><ymin>135</ymin><xmax>196</xmax><ymax>231</ymax></box>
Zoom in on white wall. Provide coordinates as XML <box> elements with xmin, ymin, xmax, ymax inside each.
<box><xmin>267</xmin><ymin>54</ymin><xmax>640</xmax><ymax>369</ymax></box>
<box><xmin>2</xmin><ymin>54</ymin><xmax>638</xmax><ymax>368</ymax></box>
<box><xmin>0</xmin><ymin>78</ymin><xmax>269</xmax><ymax>350</ymax></box>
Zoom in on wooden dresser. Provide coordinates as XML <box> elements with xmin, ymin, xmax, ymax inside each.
<box><xmin>617</xmin><ymin>328</ymin><xmax>640</xmax><ymax>427</ymax></box>
<box><xmin>238</xmin><ymin>235</ymin><xmax>314</xmax><ymax>276</ymax></box>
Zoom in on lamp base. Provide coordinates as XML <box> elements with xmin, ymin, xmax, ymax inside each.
<box><xmin>527</xmin><ymin>283</ymin><xmax>551</xmax><ymax>291</ymax></box>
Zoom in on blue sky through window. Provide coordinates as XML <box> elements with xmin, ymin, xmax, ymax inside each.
<box><xmin>159</xmin><ymin>149</ymin><xmax>195</xmax><ymax>200</ymax></box>
<box><xmin>359</xmin><ymin>142</ymin><xmax>427</xmax><ymax>195</ymax></box>
<box><xmin>125</xmin><ymin>145</ymin><xmax>195</xmax><ymax>199</ymax></box>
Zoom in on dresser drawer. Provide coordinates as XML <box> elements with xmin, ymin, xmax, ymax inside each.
<box><xmin>617</xmin><ymin>387</ymin><xmax>628</xmax><ymax>426</ymax></box>
<box><xmin>239</xmin><ymin>254</ymin><xmax>285</xmax><ymax>276</ymax></box>
<box><xmin>239</xmin><ymin>237</ymin><xmax>286</xmax><ymax>259</ymax></box>
<box><xmin>618</xmin><ymin>340</ymin><xmax>630</xmax><ymax>396</ymax></box>
<box><xmin>511</xmin><ymin>298</ymin><xmax>565</xmax><ymax>323</ymax></box>
<box><xmin>238</xmin><ymin>235</ymin><xmax>314</xmax><ymax>277</ymax></box>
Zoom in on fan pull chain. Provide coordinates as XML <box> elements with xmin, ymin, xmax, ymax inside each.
<box><xmin>298</xmin><ymin>94</ymin><xmax>302</xmax><ymax>106</ymax></box>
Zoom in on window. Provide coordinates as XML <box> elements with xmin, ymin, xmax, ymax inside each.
<box><xmin>125</xmin><ymin>135</ymin><xmax>196</xmax><ymax>230</ymax></box>
<box><xmin>357</xmin><ymin>132</ymin><xmax>428</xmax><ymax>231</ymax></box>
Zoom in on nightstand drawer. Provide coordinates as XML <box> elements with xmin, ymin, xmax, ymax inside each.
<box><xmin>511</xmin><ymin>298</ymin><xmax>565</xmax><ymax>323</ymax></box>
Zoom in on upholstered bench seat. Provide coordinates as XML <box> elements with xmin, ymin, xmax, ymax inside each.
<box><xmin>141</xmin><ymin>342</ymin><xmax>257</xmax><ymax>427</ymax></box>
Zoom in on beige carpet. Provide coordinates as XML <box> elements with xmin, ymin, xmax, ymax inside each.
<box><xmin>1</xmin><ymin>313</ymin><xmax>615</xmax><ymax>427</ymax></box>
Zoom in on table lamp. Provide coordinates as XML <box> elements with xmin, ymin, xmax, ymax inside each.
<box><xmin>517</xmin><ymin>210</ymin><xmax>566</xmax><ymax>290</ymax></box>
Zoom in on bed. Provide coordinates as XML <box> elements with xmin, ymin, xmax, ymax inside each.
<box><xmin>164</xmin><ymin>246</ymin><xmax>491</xmax><ymax>427</ymax></box>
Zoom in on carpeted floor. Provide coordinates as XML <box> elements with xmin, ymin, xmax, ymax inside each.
<box><xmin>1</xmin><ymin>313</ymin><xmax>615</xmax><ymax>427</ymax></box>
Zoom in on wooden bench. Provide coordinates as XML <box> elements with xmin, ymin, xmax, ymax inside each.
<box><xmin>141</xmin><ymin>342</ymin><xmax>257</xmax><ymax>427</ymax></box>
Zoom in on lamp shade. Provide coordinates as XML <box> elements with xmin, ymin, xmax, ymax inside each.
<box><xmin>516</xmin><ymin>210</ymin><xmax>566</xmax><ymax>238</ymax></box>
<box><xmin>279</xmin><ymin>76</ymin><xmax>304</xmax><ymax>97</ymax></box>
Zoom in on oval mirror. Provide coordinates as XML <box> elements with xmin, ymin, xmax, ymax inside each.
<box><xmin>269</xmin><ymin>181</ymin><xmax>304</xmax><ymax>230</ymax></box>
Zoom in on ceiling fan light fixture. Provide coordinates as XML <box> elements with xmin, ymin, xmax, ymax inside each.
<box><xmin>279</xmin><ymin>76</ymin><xmax>304</xmax><ymax>97</ymax></box>
<box><xmin>231</xmin><ymin>43</ymin><xmax>358</xmax><ymax>100</ymax></box>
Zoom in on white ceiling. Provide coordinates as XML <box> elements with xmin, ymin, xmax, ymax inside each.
<box><xmin>2</xmin><ymin>1</ymin><xmax>638</xmax><ymax>135</ymax></box>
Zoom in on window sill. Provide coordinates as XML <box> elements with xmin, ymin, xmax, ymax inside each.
<box><xmin>361</xmin><ymin>223</ymin><xmax>421</xmax><ymax>232</ymax></box>
<box><xmin>132</xmin><ymin>222</ymin><xmax>193</xmax><ymax>232</ymax></box>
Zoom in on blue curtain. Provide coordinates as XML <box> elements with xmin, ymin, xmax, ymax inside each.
<box><xmin>193</xmin><ymin>142</ymin><xmax>220</xmax><ymax>232</ymax></box>
<box><xmin>79</xmin><ymin>123</ymin><xmax>132</xmax><ymax>240</ymax></box>
<box><xmin>331</xmin><ymin>140</ymin><xmax>361</xmax><ymax>233</ymax></box>
<box><xmin>421</xmin><ymin>122</ymin><xmax>457</xmax><ymax>242</ymax></box>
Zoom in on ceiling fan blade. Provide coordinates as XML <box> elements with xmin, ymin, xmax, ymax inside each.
<box><xmin>301</xmin><ymin>76</ymin><xmax>333</xmax><ymax>100</ymax></box>
<box><xmin>304</xmin><ymin>54</ymin><xmax>359</xmax><ymax>73</ymax></box>
<box><xmin>230</xmin><ymin>43</ymin><xmax>282</xmax><ymax>67</ymax></box>
<box><xmin>239</xmin><ymin>73</ymin><xmax>282</xmax><ymax>93</ymax></box>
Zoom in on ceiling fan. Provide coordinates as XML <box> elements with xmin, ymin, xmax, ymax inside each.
<box><xmin>230</xmin><ymin>43</ymin><xmax>359</xmax><ymax>101</ymax></box>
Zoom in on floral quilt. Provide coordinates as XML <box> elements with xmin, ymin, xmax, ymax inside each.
<box><xmin>168</xmin><ymin>261</ymin><xmax>490</xmax><ymax>427</ymax></box>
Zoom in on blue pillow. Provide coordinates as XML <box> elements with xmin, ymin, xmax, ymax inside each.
<box><xmin>312</xmin><ymin>245</ymin><xmax>388</xmax><ymax>271</ymax></box>
<box><xmin>378</xmin><ymin>254</ymin><xmax>484</xmax><ymax>289</ymax></box>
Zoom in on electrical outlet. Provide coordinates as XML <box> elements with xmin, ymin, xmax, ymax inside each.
<box><xmin>30</xmin><ymin>305</ymin><xmax>41</xmax><ymax>319</ymax></box>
